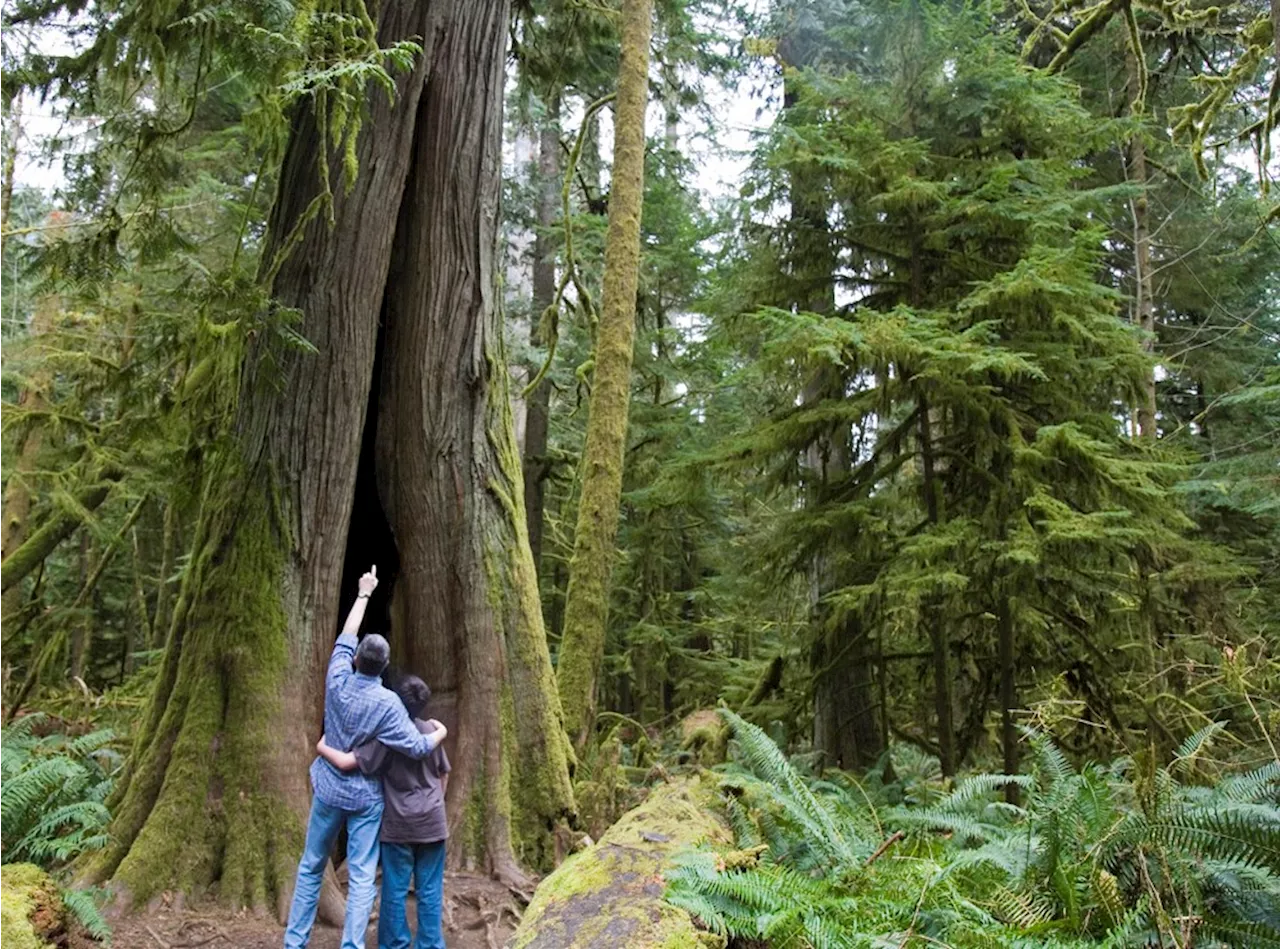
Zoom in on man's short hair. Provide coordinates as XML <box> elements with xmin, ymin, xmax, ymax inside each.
<box><xmin>354</xmin><ymin>634</ymin><xmax>390</xmax><ymax>676</ymax></box>
<box><xmin>395</xmin><ymin>675</ymin><xmax>431</xmax><ymax>719</ymax></box>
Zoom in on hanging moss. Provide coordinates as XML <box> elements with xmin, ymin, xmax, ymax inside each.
<box><xmin>511</xmin><ymin>777</ymin><xmax>731</xmax><ymax>949</ymax></box>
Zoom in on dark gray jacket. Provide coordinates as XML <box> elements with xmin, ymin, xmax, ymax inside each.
<box><xmin>355</xmin><ymin>718</ymin><xmax>450</xmax><ymax>844</ymax></box>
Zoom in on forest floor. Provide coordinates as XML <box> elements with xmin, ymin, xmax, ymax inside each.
<box><xmin>108</xmin><ymin>871</ymin><xmax>522</xmax><ymax>949</ymax></box>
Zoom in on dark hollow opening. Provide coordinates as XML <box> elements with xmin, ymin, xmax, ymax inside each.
<box><xmin>337</xmin><ymin>322</ymin><xmax>399</xmax><ymax>641</ymax></box>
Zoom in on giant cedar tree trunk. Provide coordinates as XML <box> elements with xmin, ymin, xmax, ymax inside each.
<box><xmin>84</xmin><ymin>0</ymin><xmax>440</xmax><ymax>915</ymax></box>
<box><xmin>555</xmin><ymin>0</ymin><xmax>652</xmax><ymax>751</ymax></box>
<box><xmin>374</xmin><ymin>0</ymin><xmax>574</xmax><ymax>884</ymax></box>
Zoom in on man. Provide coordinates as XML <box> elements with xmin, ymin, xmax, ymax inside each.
<box><xmin>284</xmin><ymin>566</ymin><xmax>448</xmax><ymax>949</ymax></box>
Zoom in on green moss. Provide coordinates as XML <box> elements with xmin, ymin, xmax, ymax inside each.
<box><xmin>511</xmin><ymin>777</ymin><xmax>730</xmax><ymax>949</ymax></box>
<box><xmin>555</xmin><ymin>0</ymin><xmax>653</xmax><ymax>753</ymax></box>
<box><xmin>89</xmin><ymin>463</ymin><xmax>298</xmax><ymax>914</ymax></box>
<box><xmin>0</xmin><ymin>865</ymin><xmax>65</xmax><ymax>949</ymax></box>
<box><xmin>482</xmin><ymin>347</ymin><xmax>576</xmax><ymax>872</ymax></box>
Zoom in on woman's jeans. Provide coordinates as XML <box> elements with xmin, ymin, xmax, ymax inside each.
<box><xmin>376</xmin><ymin>841</ymin><xmax>446</xmax><ymax>949</ymax></box>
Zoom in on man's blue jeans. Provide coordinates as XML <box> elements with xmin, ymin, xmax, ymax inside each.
<box><xmin>377</xmin><ymin>841</ymin><xmax>446</xmax><ymax>949</ymax></box>
<box><xmin>283</xmin><ymin>796</ymin><xmax>384</xmax><ymax>949</ymax></box>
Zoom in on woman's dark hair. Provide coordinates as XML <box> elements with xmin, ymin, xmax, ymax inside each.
<box><xmin>381</xmin><ymin>666</ymin><xmax>431</xmax><ymax>719</ymax></box>
<box><xmin>395</xmin><ymin>675</ymin><xmax>431</xmax><ymax>719</ymax></box>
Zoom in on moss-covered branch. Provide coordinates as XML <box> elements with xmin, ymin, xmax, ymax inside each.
<box><xmin>0</xmin><ymin>471</ymin><xmax>122</xmax><ymax>593</ymax></box>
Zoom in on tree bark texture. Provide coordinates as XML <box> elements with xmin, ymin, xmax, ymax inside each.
<box><xmin>85</xmin><ymin>0</ymin><xmax>443</xmax><ymax>916</ymax></box>
<box><xmin>522</xmin><ymin>95</ymin><xmax>561</xmax><ymax>574</ymax></box>
<box><xmin>556</xmin><ymin>0</ymin><xmax>652</xmax><ymax>751</ymax></box>
<box><xmin>374</xmin><ymin>0</ymin><xmax>573</xmax><ymax>883</ymax></box>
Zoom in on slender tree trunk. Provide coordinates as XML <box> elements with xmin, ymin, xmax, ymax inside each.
<box><xmin>83</xmin><ymin>0</ymin><xmax>442</xmax><ymax>916</ymax></box>
<box><xmin>997</xmin><ymin>593</ymin><xmax>1019</xmax><ymax>803</ymax></box>
<box><xmin>150</xmin><ymin>504</ymin><xmax>177</xmax><ymax>650</ymax></box>
<box><xmin>556</xmin><ymin>0</ymin><xmax>651</xmax><ymax>751</ymax></box>
<box><xmin>69</xmin><ymin>533</ymin><xmax>92</xmax><ymax>681</ymax></box>
<box><xmin>918</xmin><ymin>394</ymin><xmax>957</xmax><ymax>776</ymax></box>
<box><xmin>374</xmin><ymin>0</ymin><xmax>573</xmax><ymax>882</ymax></box>
<box><xmin>1127</xmin><ymin>40</ymin><xmax>1157</xmax><ymax>440</ymax></box>
<box><xmin>1</xmin><ymin>294</ymin><xmax>55</xmax><ymax>619</ymax></box>
<box><xmin>523</xmin><ymin>94</ymin><xmax>561</xmax><ymax>573</ymax></box>
<box><xmin>1</xmin><ymin>89</ymin><xmax>21</xmax><ymax>247</ymax></box>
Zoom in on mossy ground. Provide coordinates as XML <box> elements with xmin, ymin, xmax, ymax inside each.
<box><xmin>1</xmin><ymin>864</ymin><xmax>66</xmax><ymax>949</ymax></box>
<box><xmin>510</xmin><ymin>776</ymin><xmax>731</xmax><ymax>949</ymax></box>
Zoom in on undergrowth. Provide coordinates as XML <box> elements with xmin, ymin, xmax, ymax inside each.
<box><xmin>666</xmin><ymin>710</ymin><xmax>1280</xmax><ymax>948</ymax></box>
<box><xmin>2</xmin><ymin>712</ymin><xmax>119</xmax><ymax>942</ymax></box>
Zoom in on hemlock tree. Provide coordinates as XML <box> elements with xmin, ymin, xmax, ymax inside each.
<box><xmin>54</xmin><ymin>0</ymin><xmax>574</xmax><ymax>915</ymax></box>
<box><xmin>556</xmin><ymin>0</ymin><xmax>653</xmax><ymax>751</ymax></box>
<box><xmin>712</xmin><ymin>0</ymin><xmax>1234</xmax><ymax>776</ymax></box>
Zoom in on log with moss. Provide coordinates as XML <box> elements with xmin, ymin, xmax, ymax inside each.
<box><xmin>510</xmin><ymin>777</ymin><xmax>730</xmax><ymax>949</ymax></box>
<box><xmin>0</xmin><ymin>865</ymin><xmax>69</xmax><ymax>949</ymax></box>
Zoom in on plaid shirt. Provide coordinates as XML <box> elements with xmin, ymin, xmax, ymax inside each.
<box><xmin>309</xmin><ymin>631</ymin><xmax>439</xmax><ymax>811</ymax></box>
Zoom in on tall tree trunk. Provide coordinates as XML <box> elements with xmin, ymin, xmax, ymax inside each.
<box><xmin>1</xmin><ymin>293</ymin><xmax>56</xmax><ymax>620</ymax></box>
<box><xmin>522</xmin><ymin>94</ymin><xmax>561</xmax><ymax>574</ymax></box>
<box><xmin>150</xmin><ymin>504</ymin><xmax>177</xmax><ymax>650</ymax></box>
<box><xmin>778</xmin><ymin>26</ymin><xmax>884</xmax><ymax>772</ymax></box>
<box><xmin>997</xmin><ymin>593</ymin><xmax>1019</xmax><ymax>804</ymax></box>
<box><xmin>555</xmin><ymin>0</ymin><xmax>651</xmax><ymax>751</ymax></box>
<box><xmin>1127</xmin><ymin>37</ymin><xmax>1157</xmax><ymax>440</ymax></box>
<box><xmin>1</xmin><ymin>89</ymin><xmax>21</xmax><ymax>248</ymax></box>
<box><xmin>374</xmin><ymin>0</ymin><xmax>573</xmax><ymax>883</ymax></box>
<box><xmin>83</xmin><ymin>0</ymin><xmax>442</xmax><ymax>916</ymax></box>
<box><xmin>69</xmin><ymin>533</ymin><xmax>92</xmax><ymax>681</ymax></box>
<box><xmin>917</xmin><ymin>393</ymin><xmax>957</xmax><ymax>776</ymax></box>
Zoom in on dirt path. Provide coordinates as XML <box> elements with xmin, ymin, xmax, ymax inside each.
<box><xmin>109</xmin><ymin>872</ymin><xmax>521</xmax><ymax>949</ymax></box>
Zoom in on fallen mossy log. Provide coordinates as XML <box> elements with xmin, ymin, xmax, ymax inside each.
<box><xmin>1</xmin><ymin>865</ymin><xmax>69</xmax><ymax>949</ymax></box>
<box><xmin>510</xmin><ymin>776</ymin><xmax>730</xmax><ymax>948</ymax></box>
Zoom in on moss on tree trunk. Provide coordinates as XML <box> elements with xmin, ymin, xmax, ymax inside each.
<box><xmin>556</xmin><ymin>0</ymin><xmax>652</xmax><ymax>752</ymax></box>
<box><xmin>82</xmin><ymin>0</ymin><xmax>574</xmax><ymax>916</ymax></box>
<box><xmin>82</xmin><ymin>0</ymin><xmax>438</xmax><ymax>915</ymax></box>
<box><xmin>374</xmin><ymin>0</ymin><xmax>573</xmax><ymax>883</ymax></box>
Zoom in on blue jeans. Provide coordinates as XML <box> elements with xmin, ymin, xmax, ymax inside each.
<box><xmin>283</xmin><ymin>796</ymin><xmax>384</xmax><ymax>949</ymax></box>
<box><xmin>377</xmin><ymin>841</ymin><xmax>446</xmax><ymax>949</ymax></box>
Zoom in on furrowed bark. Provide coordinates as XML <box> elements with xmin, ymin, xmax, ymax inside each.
<box><xmin>556</xmin><ymin>0</ymin><xmax>652</xmax><ymax>752</ymax></box>
<box><xmin>83</xmin><ymin>0</ymin><xmax>438</xmax><ymax>917</ymax></box>
<box><xmin>374</xmin><ymin>0</ymin><xmax>573</xmax><ymax>884</ymax></box>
